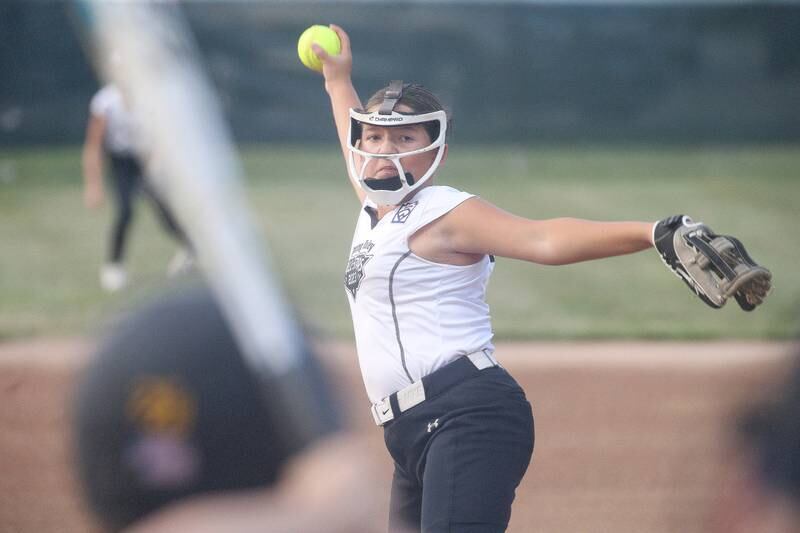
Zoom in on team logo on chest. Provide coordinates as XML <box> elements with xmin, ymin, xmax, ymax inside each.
<box><xmin>392</xmin><ymin>201</ymin><xmax>418</xmax><ymax>224</ymax></box>
<box><xmin>345</xmin><ymin>240</ymin><xmax>375</xmax><ymax>299</ymax></box>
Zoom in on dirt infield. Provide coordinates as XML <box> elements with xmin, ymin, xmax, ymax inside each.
<box><xmin>0</xmin><ymin>338</ymin><xmax>795</xmax><ymax>533</ymax></box>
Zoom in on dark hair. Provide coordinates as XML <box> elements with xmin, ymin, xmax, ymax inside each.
<box><xmin>365</xmin><ymin>82</ymin><xmax>452</xmax><ymax>142</ymax></box>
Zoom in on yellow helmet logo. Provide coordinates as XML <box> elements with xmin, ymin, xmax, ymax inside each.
<box><xmin>127</xmin><ymin>377</ymin><xmax>197</xmax><ymax>436</ymax></box>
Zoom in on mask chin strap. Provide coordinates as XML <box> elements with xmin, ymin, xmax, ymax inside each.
<box><xmin>364</xmin><ymin>175</ymin><xmax>413</xmax><ymax>191</ymax></box>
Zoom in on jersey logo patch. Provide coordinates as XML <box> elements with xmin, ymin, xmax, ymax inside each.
<box><xmin>345</xmin><ymin>240</ymin><xmax>375</xmax><ymax>299</ymax></box>
<box><xmin>392</xmin><ymin>201</ymin><xmax>418</xmax><ymax>224</ymax></box>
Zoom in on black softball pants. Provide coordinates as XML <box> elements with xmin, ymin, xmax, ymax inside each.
<box><xmin>383</xmin><ymin>365</ymin><xmax>534</xmax><ymax>533</ymax></box>
<box><xmin>108</xmin><ymin>153</ymin><xmax>187</xmax><ymax>263</ymax></box>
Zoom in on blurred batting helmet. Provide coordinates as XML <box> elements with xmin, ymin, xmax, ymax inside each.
<box><xmin>738</xmin><ymin>351</ymin><xmax>800</xmax><ymax>504</ymax></box>
<box><xmin>73</xmin><ymin>284</ymin><xmax>340</xmax><ymax>531</ymax></box>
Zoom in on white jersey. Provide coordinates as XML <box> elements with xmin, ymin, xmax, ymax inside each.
<box><xmin>345</xmin><ymin>185</ymin><xmax>496</xmax><ymax>403</ymax></box>
<box><xmin>90</xmin><ymin>85</ymin><xmax>140</xmax><ymax>155</ymax></box>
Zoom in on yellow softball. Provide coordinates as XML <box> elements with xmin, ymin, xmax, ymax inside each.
<box><xmin>297</xmin><ymin>25</ymin><xmax>341</xmax><ymax>73</ymax></box>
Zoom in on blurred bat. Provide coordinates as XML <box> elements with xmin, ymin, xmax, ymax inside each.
<box><xmin>71</xmin><ymin>1</ymin><xmax>338</xmax><ymax>452</ymax></box>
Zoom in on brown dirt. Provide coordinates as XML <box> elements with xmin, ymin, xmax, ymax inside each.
<box><xmin>0</xmin><ymin>338</ymin><xmax>795</xmax><ymax>533</ymax></box>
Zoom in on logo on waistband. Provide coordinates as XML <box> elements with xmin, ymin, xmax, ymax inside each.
<box><xmin>345</xmin><ymin>240</ymin><xmax>375</xmax><ymax>299</ymax></box>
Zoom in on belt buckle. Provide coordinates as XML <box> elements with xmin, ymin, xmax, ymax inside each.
<box><xmin>371</xmin><ymin>397</ymin><xmax>394</xmax><ymax>426</ymax></box>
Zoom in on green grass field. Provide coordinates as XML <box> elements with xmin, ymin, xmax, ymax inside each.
<box><xmin>1</xmin><ymin>144</ymin><xmax>798</xmax><ymax>341</ymax></box>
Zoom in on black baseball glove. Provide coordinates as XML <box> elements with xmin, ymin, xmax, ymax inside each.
<box><xmin>653</xmin><ymin>215</ymin><xmax>772</xmax><ymax>311</ymax></box>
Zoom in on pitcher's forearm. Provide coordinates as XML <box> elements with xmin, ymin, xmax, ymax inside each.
<box><xmin>325</xmin><ymin>79</ymin><xmax>362</xmax><ymax>160</ymax></box>
<box><xmin>535</xmin><ymin>219</ymin><xmax>654</xmax><ymax>265</ymax></box>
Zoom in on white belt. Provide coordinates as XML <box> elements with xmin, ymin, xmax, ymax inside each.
<box><xmin>370</xmin><ymin>350</ymin><xmax>498</xmax><ymax>426</ymax></box>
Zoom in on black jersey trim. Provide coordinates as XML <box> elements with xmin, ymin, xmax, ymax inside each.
<box><xmin>364</xmin><ymin>206</ymin><xmax>379</xmax><ymax>230</ymax></box>
<box><xmin>389</xmin><ymin>250</ymin><xmax>414</xmax><ymax>383</ymax></box>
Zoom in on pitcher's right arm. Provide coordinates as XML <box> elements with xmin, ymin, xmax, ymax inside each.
<box><xmin>314</xmin><ymin>25</ymin><xmax>365</xmax><ymax>204</ymax></box>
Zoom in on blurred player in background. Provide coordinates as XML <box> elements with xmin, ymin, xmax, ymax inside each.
<box><xmin>311</xmin><ymin>25</ymin><xmax>699</xmax><ymax>532</ymax></box>
<box><xmin>74</xmin><ymin>284</ymin><xmax>391</xmax><ymax>533</ymax></box>
<box><xmin>82</xmin><ymin>81</ymin><xmax>192</xmax><ymax>292</ymax></box>
<box><xmin>710</xmin><ymin>347</ymin><xmax>800</xmax><ymax>533</ymax></box>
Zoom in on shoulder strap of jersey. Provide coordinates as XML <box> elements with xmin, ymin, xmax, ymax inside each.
<box><xmin>403</xmin><ymin>186</ymin><xmax>474</xmax><ymax>236</ymax></box>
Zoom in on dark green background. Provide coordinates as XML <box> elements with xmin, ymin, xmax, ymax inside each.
<box><xmin>2</xmin><ymin>1</ymin><xmax>799</xmax><ymax>146</ymax></box>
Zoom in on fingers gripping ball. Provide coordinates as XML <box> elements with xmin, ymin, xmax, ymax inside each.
<box><xmin>297</xmin><ymin>25</ymin><xmax>340</xmax><ymax>72</ymax></box>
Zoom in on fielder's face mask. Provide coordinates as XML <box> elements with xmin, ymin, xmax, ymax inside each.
<box><xmin>347</xmin><ymin>80</ymin><xmax>447</xmax><ymax>206</ymax></box>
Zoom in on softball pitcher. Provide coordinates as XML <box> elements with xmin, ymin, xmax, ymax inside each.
<box><xmin>313</xmin><ymin>24</ymin><xmax>770</xmax><ymax>532</ymax></box>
